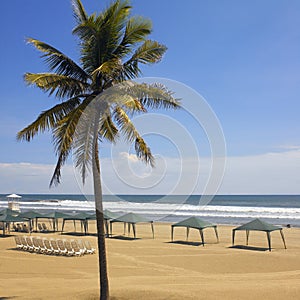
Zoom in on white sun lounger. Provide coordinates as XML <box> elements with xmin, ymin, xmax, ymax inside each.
<box><xmin>50</xmin><ymin>239</ymin><xmax>60</xmax><ymax>255</ymax></box>
<box><xmin>19</xmin><ymin>236</ymin><xmax>29</xmax><ymax>251</ymax></box>
<box><xmin>57</xmin><ymin>239</ymin><xmax>67</xmax><ymax>255</ymax></box>
<box><xmin>14</xmin><ymin>236</ymin><xmax>23</xmax><ymax>250</ymax></box>
<box><xmin>63</xmin><ymin>240</ymin><xmax>75</xmax><ymax>256</ymax></box>
<box><xmin>84</xmin><ymin>240</ymin><xmax>96</xmax><ymax>254</ymax></box>
<box><xmin>43</xmin><ymin>239</ymin><xmax>53</xmax><ymax>255</ymax></box>
<box><xmin>25</xmin><ymin>237</ymin><xmax>34</xmax><ymax>252</ymax></box>
<box><xmin>71</xmin><ymin>240</ymin><xmax>84</xmax><ymax>256</ymax></box>
<box><xmin>35</xmin><ymin>238</ymin><xmax>46</xmax><ymax>254</ymax></box>
<box><xmin>32</xmin><ymin>237</ymin><xmax>41</xmax><ymax>253</ymax></box>
<box><xmin>77</xmin><ymin>239</ymin><xmax>87</xmax><ymax>255</ymax></box>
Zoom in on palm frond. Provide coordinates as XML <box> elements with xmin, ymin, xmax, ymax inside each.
<box><xmin>134</xmin><ymin>83</ymin><xmax>181</xmax><ymax>110</ymax></box>
<box><xmin>107</xmin><ymin>81</ymin><xmax>180</xmax><ymax>110</ymax></box>
<box><xmin>98</xmin><ymin>0</ymin><xmax>131</xmax><ymax>37</ymax></box>
<box><xmin>113</xmin><ymin>107</ymin><xmax>137</xmax><ymax>142</ymax></box>
<box><xmin>114</xmin><ymin>16</ymin><xmax>152</xmax><ymax>58</ymax></box>
<box><xmin>99</xmin><ymin>114</ymin><xmax>119</xmax><ymax>143</ymax></box>
<box><xmin>73</xmin><ymin>20</ymin><xmax>102</xmax><ymax>76</ymax></box>
<box><xmin>135</xmin><ymin>136</ymin><xmax>154</xmax><ymax>167</ymax></box>
<box><xmin>27</xmin><ymin>38</ymin><xmax>89</xmax><ymax>82</ymax></box>
<box><xmin>118</xmin><ymin>41</ymin><xmax>167</xmax><ymax>80</ymax></box>
<box><xmin>72</xmin><ymin>0</ymin><xmax>88</xmax><ymax>24</ymax></box>
<box><xmin>17</xmin><ymin>97</ymin><xmax>81</xmax><ymax>141</ymax></box>
<box><xmin>123</xmin><ymin>98</ymin><xmax>146</xmax><ymax>113</ymax></box>
<box><xmin>113</xmin><ymin>107</ymin><xmax>154</xmax><ymax>166</ymax></box>
<box><xmin>122</xmin><ymin>16</ymin><xmax>152</xmax><ymax>45</ymax></box>
<box><xmin>73</xmin><ymin>112</ymin><xmax>94</xmax><ymax>184</ymax></box>
<box><xmin>50</xmin><ymin>98</ymin><xmax>93</xmax><ymax>186</ymax></box>
<box><xmin>91</xmin><ymin>58</ymin><xmax>123</xmax><ymax>82</ymax></box>
<box><xmin>72</xmin><ymin>15</ymin><xmax>97</xmax><ymax>40</ymax></box>
<box><xmin>121</xmin><ymin>61</ymin><xmax>141</xmax><ymax>80</ymax></box>
<box><xmin>25</xmin><ymin>73</ymin><xmax>89</xmax><ymax>99</ymax></box>
<box><xmin>127</xmin><ymin>40</ymin><xmax>167</xmax><ymax>65</ymax></box>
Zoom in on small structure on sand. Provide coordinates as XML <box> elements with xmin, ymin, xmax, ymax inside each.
<box><xmin>171</xmin><ymin>217</ymin><xmax>219</xmax><ymax>246</ymax></box>
<box><xmin>6</xmin><ymin>194</ymin><xmax>22</xmax><ymax>212</ymax></box>
<box><xmin>232</xmin><ymin>218</ymin><xmax>287</xmax><ymax>251</ymax></box>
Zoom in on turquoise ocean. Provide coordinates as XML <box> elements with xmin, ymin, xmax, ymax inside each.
<box><xmin>1</xmin><ymin>194</ymin><xmax>300</xmax><ymax>227</ymax></box>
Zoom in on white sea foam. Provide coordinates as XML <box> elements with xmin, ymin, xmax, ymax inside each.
<box><xmin>2</xmin><ymin>199</ymin><xmax>299</xmax><ymax>221</ymax></box>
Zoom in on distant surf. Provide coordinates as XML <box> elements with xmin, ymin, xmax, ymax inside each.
<box><xmin>0</xmin><ymin>194</ymin><xmax>299</xmax><ymax>227</ymax></box>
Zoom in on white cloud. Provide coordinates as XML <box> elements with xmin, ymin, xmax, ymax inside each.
<box><xmin>0</xmin><ymin>163</ymin><xmax>82</xmax><ymax>194</ymax></box>
<box><xmin>277</xmin><ymin>144</ymin><xmax>300</xmax><ymax>150</ymax></box>
<box><xmin>0</xmin><ymin>149</ymin><xmax>300</xmax><ymax>195</ymax></box>
<box><xmin>220</xmin><ymin>150</ymin><xmax>300</xmax><ymax>194</ymax></box>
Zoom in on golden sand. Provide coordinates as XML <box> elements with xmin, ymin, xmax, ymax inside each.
<box><xmin>0</xmin><ymin>221</ymin><xmax>300</xmax><ymax>299</ymax></box>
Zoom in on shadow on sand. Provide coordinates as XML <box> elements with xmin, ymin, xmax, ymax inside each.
<box><xmin>109</xmin><ymin>235</ymin><xmax>140</xmax><ymax>241</ymax></box>
<box><xmin>0</xmin><ymin>234</ymin><xmax>14</xmax><ymax>239</ymax></box>
<box><xmin>229</xmin><ymin>245</ymin><xmax>269</xmax><ymax>252</ymax></box>
<box><xmin>60</xmin><ymin>232</ymin><xmax>97</xmax><ymax>237</ymax></box>
<box><xmin>167</xmin><ymin>240</ymin><xmax>204</xmax><ymax>247</ymax></box>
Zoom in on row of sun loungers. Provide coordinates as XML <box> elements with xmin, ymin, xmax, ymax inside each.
<box><xmin>14</xmin><ymin>236</ymin><xmax>95</xmax><ymax>256</ymax></box>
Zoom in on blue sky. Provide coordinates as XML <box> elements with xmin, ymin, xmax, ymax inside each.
<box><xmin>0</xmin><ymin>0</ymin><xmax>300</xmax><ymax>194</ymax></box>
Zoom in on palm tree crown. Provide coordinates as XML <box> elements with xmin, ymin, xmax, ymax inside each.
<box><xmin>18</xmin><ymin>0</ymin><xmax>179</xmax><ymax>186</ymax></box>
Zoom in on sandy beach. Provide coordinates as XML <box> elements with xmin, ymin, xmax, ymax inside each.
<box><xmin>1</xmin><ymin>221</ymin><xmax>300</xmax><ymax>300</ymax></box>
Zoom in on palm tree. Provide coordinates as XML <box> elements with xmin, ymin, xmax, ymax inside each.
<box><xmin>17</xmin><ymin>1</ymin><xmax>180</xmax><ymax>299</ymax></box>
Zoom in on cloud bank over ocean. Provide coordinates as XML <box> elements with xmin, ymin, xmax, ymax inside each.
<box><xmin>0</xmin><ymin>148</ymin><xmax>299</xmax><ymax>195</ymax></box>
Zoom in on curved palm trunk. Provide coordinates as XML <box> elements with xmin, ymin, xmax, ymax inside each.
<box><xmin>92</xmin><ymin>135</ymin><xmax>109</xmax><ymax>300</ymax></box>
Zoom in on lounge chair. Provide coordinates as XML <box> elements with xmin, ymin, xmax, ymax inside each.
<box><xmin>20</xmin><ymin>236</ymin><xmax>29</xmax><ymax>251</ymax></box>
<box><xmin>22</xmin><ymin>224</ymin><xmax>30</xmax><ymax>233</ymax></box>
<box><xmin>25</xmin><ymin>237</ymin><xmax>34</xmax><ymax>252</ymax></box>
<box><xmin>64</xmin><ymin>240</ymin><xmax>75</xmax><ymax>256</ymax></box>
<box><xmin>71</xmin><ymin>240</ymin><xmax>84</xmax><ymax>256</ymax></box>
<box><xmin>36</xmin><ymin>238</ymin><xmax>46</xmax><ymax>254</ymax></box>
<box><xmin>77</xmin><ymin>239</ymin><xmax>87</xmax><ymax>254</ymax></box>
<box><xmin>84</xmin><ymin>240</ymin><xmax>96</xmax><ymax>254</ymax></box>
<box><xmin>50</xmin><ymin>239</ymin><xmax>60</xmax><ymax>255</ymax></box>
<box><xmin>57</xmin><ymin>239</ymin><xmax>67</xmax><ymax>255</ymax></box>
<box><xmin>38</xmin><ymin>223</ymin><xmax>44</xmax><ymax>232</ymax></box>
<box><xmin>43</xmin><ymin>239</ymin><xmax>54</xmax><ymax>255</ymax></box>
<box><xmin>42</xmin><ymin>223</ymin><xmax>49</xmax><ymax>232</ymax></box>
<box><xmin>14</xmin><ymin>236</ymin><xmax>23</xmax><ymax>250</ymax></box>
<box><xmin>32</xmin><ymin>237</ymin><xmax>41</xmax><ymax>253</ymax></box>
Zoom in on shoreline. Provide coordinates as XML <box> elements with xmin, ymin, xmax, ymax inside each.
<box><xmin>1</xmin><ymin>221</ymin><xmax>300</xmax><ymax>299</ymax></box>
<box><xmin>1</xmin><ymin>194</ymin><xmax>300</xmax><ymax>227</ymax></box>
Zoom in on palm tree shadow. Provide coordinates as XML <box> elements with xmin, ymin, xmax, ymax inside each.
<box><xmin>229</xmin><ymin>245</ymin><xmax>269</xmax><ymax>252</ymax></box>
